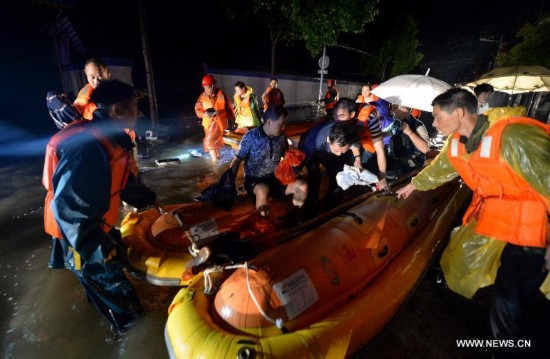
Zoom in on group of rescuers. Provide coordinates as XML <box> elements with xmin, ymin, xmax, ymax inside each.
<box><xmin>43</xmin><ymin>57</ymin><xmax>549</xmax><ymax>354</ymax></box>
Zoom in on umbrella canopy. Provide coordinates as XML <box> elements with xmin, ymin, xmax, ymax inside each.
<box><xmin>468</xmin><ymin>65</ymin><xmax>550</xmax><ymax>94</ymax></box>
<box><xmin>371</xmin><ymin>74</ymin><xmax>452</xmax><ymax>112</ymax></box>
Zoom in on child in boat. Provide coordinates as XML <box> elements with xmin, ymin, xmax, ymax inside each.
<box><xmin>229</xmin><ymin>105</ymin><xmax>308</xmax><ymax>219</ymax></box>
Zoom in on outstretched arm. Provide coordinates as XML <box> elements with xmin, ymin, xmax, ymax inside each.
<box><xmin>396</xmin><ymin>182</ymin><xmax>416</xmax><ymax>199</ymax></box>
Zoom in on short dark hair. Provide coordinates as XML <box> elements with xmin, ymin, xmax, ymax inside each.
<box><xmin>263</xmin><ymin>105</ymin><xmax>288</xmax><ymax>123</ymax></box>
<box><xmin>334</xmin><ymin>97</ymin><xmax>356</xmax><ymax>116</ymax></box>
<box><xmin>234</xmin><ymin>81</ymin><xmax>246</xmax><ymax>90</ymax></box>
<box><xmin>90</xmin><ymin>79</ymin><xmax>136</xmax><ymax>108</ymax></box>
<box><xmin>431</xmin><ymin>88</ymin><xmax>478</xmax><ymax>115</ymax></box>
<box><xmin>328</xmin><ymin>122</ymin><xmax>358</xmax><ymax>146</ymax></box>
<box><xmin>84</xmin><ymin>57</ymin><xmax>108</xmax><ymax>71</ymax></box>
<box><xmin>474</xmin><ymin>83</ymin><xmax>494</xmax><ymax>96</ymax></box>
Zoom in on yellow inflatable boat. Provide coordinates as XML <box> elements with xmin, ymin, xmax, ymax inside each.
<box><xmin>164</xmin><ymin>178</ymin><xmax>470</xmax><ymax>358</ymax></box>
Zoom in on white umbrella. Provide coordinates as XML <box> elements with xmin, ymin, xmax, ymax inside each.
<box><xmin>468</xmin><ymin>65</ymin><xmax>550</xmax><ymax>94</ymax></box>
<box><xmin>371</xmin><ymin>73</ymin><xmax>452</xmax><ymax>112</ymax></box>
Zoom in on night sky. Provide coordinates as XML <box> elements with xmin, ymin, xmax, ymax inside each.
<box><xmin>0</xmin><ymin>0</ymin><xmax>548</xmax><ymax>137</ymax></box>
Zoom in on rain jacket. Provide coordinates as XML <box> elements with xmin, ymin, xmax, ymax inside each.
<box><xmin>73</xmin><ymin>83</ymin><xmax>96</xmax><ymax>120</ymax></box>
<box><xmin>195</xmin><ymin>88</ymin><xmax>234</xmax><ymax>151</ymax></box>
<box><xmin>412</xmin><ymin>107</ymin><xmax>549</xmax><ymax>247</ymax></box>
<box><xmin>234</xmin><ymin>86</ymin><xmax>261</xmax><ymax>127</ymax></box>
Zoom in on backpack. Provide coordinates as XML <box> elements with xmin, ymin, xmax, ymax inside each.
<box><xmin>46</xmin><ymin>91</ymin><xmax>82</xmax><ymax>129</ymax></box>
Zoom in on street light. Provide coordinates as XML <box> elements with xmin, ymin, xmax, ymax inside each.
<box><xmin>479</xmin><ymin>35</ymin><xmax>503</xmax><ymax>70</ymax></box>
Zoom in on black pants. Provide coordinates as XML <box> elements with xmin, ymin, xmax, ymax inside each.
<box><xmin>490</xmin><ymin>243</ymin><xmax>547</xmax><ymax>340</ymax></box>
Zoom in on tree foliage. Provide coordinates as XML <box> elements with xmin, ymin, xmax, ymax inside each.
<box><xmin>223</xmin><ymin>0</ymin><xmax>379</xmax><ymax>74</ymax></box>
<box><xmin>359</xmin><ymin>14</ymin><xmax>423</xmax><ymax>82</ymax></box>
<box><xmin>496</xmin><ymin>17</ymin><xmax>550</xmax><ymax>68</ymax></box>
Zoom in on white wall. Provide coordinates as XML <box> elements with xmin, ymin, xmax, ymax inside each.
<box><xmin>208</xmin><ymin>68</ymin><xmax>364</xmax><ymax>106</ymax></box>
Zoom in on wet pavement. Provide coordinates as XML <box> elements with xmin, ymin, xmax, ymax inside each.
<box><xmin>1</xmin><ymin>107</ymin><xmax>548</xmax><ymax>359</ymax></box>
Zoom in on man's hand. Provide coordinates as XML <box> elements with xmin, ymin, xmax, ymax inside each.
<box><xmin>104</xmin><ymin>248</ymin><xmax>117</xmax><ymax>262</ymax></box>
<box><xmin>396</xmin><ymin>182</ymin><xmax>416</xmax><ymax>199</ymax></box>
<box><xmin>353</xmin><ymin>156</ymin><xmax>363</xmax><ymax>170</ymax></box>
<box><xmin>402</xmin><ymin>121</ymin><xmax>413</xmax><ymax>136</ymax></box>
<box><xmin>376</xmin><ymin>177</ymin><xmax>388</xmax><ymax>191</ymax></box>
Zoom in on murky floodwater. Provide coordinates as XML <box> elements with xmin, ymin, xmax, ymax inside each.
<box><xmin>1</xmin><ymin>106</ymin><xmax>547</xmax><ymax>359</ymax></box>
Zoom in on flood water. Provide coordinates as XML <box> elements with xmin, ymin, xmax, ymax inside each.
<box><xmin>1</xmin><ymin>106</ymin><xmax>548</xmax><ymax>359</ymax></box>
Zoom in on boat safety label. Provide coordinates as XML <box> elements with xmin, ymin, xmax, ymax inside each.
<box><xmin>190</xmin><ymin>219</ymin><xmax>219</xmax><ymax>242</ymax></box>
<box><xmin>273</xmin><ymin>269</ymin><xmax>319</xmax><ymax>320</ymax></box>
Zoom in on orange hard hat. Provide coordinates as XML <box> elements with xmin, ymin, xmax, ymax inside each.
<box><xmin>327</xmin><ymin>79</ymin><xmax>335</xmax><ymax>86</ymax></box>
<box><xmin>201</xmin><ymin>74</ymin><xmax>216</xmax><ymax>87</ymax></box>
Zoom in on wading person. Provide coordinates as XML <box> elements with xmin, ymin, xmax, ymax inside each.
<box><xmin>261</xmin><ymin>78</ymin><xmax>285</xmax><ymax>112</ymax></box>
<box><xmin>43</xmin><ymin>80</ymin><xmax>157</xmax><ymax>333</ymax></box>
<box><xmin>233</xmin><ymin>81</ymin><xmax>262</xmax><ymax>129</ymax></box>
<box><xmin>73</xmin><ymin>58</ymin><xmax>111</xmax><ymax>120</ymax></box>
<box><xmin>396</xmin><ymin>88</ymin><xmax>549</xmax><ymax>347</ymax></box>
<box><xmin>194</xmin><ymin>74</ymin><xmax>235</xmax><ymax>161</ymax></box>
<box><xmin>317</xmin><ymin>78</ymin><xmax>339</xmax><ymax>120</ymax></box>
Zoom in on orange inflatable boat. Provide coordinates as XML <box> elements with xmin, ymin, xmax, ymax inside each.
<box><xmin>120</xmin><ymin>173</ymin><xmax>379</xmax><ymax>286</ymax></box>
<box><xmin>164</xmin><ymin>178</ymin><xmax>470</xmax><ymax>358</ymax></box>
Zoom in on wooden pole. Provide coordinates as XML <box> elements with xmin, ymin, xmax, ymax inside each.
<box><xmin>138</xmin><ymin>0</ymin><xmax>159</xmax><ymax>131</ymax></box>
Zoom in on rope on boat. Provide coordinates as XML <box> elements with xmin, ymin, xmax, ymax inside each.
<box><xmin>202</xmin><ymin>262</ymin><xmax>285</xmax><ymax>330</ymax></box>
<box><xmin>243</xmin><ymin>261</ymin><xmax>285</xmax><ymax>329</ymax></box>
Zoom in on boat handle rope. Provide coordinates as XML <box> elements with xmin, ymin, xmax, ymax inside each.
<box><xmin>243</xmin><ymin>261</ymin><xmax>286</xmax><ymax>331</ymax></box>
<box><xmin>202</xmin><ymin>262</ymin><xmax>286</xmax><ymax>331</ymax></box>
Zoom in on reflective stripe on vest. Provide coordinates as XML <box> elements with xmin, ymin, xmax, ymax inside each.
<box><xmin>447</xmin><ymin>116</ymin><xmax>549</xmax><ymax>247</ymax></box>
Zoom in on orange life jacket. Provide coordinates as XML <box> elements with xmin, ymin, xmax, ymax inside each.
<box><xmin>43</xmin><ymin>121</ymin><xmax>135</xmax><ymax>238</ymax></box>
<box><xmin>325</xmin><ymin>87</ymin><xmax>339</xmax><ymax>110</ymax></box>
<box><xmin>73</xmin><ymin>84</ymin><xmax>97</xmax><ymax>121</ymax></box>
<box><xmin>195</xmin><ymin>88</ymin><xmax>231</xmax><ymax>131</ymax></box>
<box><xmin>447</xmin><ymin>116</ymin><xmax>549</xmax><ymax>247</ymax></box>
<box><xmin>356</xmin><ymin>104</ymin><xmax>378</xmax><ymax>153</ymax></box>
<box><xmin>263</xmin><ymin>87</ymin><xmax>285</xmax><ymax>111</ymax></box>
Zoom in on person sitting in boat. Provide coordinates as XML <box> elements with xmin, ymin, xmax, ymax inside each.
<box><xmin>384</xmin><ymin>105</ymin><xmax>430</xmax><ymax>178</ymax></box>
<box><xmin>300</xmin><ymin>121</ymin><xmax>359</xmax><ymax>215</ymax></box>
<box><xmin>229</xmin><ymin>105</ymin><xmax>308</xmax><ymax>220</ymax></box>
<box><xmin>300</xmin><ymin>98</ymin><xmax>388</xmax><ymax>193</ymax></box>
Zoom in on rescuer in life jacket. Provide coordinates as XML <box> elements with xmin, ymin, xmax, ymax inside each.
<box><xmin>317</xmin><ymin>78</ymin><xmax>339</xmax><ymax>120</ymax></box>
<box><xmin>397</xmin><ymin>88</ymin><xmax>550</xmax><ymax>346</ymax></box>
<box><xmin>43</xmin><ymin>79</ymin><xmax>157</xmax><ymax>333</ymax></box>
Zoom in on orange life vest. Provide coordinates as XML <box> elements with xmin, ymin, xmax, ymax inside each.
<box><xmin>195</xmin><ymin>89</ymin><xmax>231</xmax><ymax>131</ymax></box>
<box><xmin>356</xmin><ymin>104</ymin><xmax>377</xmax><ymax>153</ymax></box>
<box><xmin>73</xmin><ymin>84</ymin><xmax>97</xmax><ymax>121</ymax></box>
<box><xmin>447</xmin><ymin>116</ymin><xmax>549</xmax><ymax>247</ymax></box>
<box><xmin>324</xmin><ymin>87</ymin><xmax>339</xmax><ymax>110</ymax></box>
<box><xmin>263</xmin><ymin>87</ymin><xmax>285</xmax><ymax>111</ymax></box>
<box><xmin>43</xmin><ymin>121</ymin><xmax>135</xmax><ymax>238</ymax></box>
